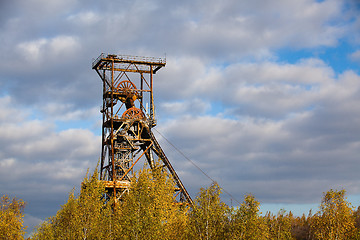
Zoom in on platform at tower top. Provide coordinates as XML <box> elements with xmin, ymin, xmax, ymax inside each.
<box><xmin>92</xmin><ymin>53</ymin><xmax>166</xmax><ymax>69</ymax></box>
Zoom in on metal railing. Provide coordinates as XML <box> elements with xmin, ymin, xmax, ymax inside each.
<box><xmin>92</xmin><ymin>53</ymin><xmax>106</xmax><ymax>68</ymax></box>
<box><xmin>92</xmin><ymin>53</ymin><xmax>166</xmax><ymax>68</ymax></box>
<box><xmin>115</xmin><ymin>54</ymin><xmax>166</xmax><ymax>64</ymax></box>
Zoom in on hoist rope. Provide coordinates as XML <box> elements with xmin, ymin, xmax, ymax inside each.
<box><xmin>153</xmin><ymin>128</ymin><xmax>242</xmax><ymax>206</ymax></box>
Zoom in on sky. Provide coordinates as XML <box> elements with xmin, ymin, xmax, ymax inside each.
<box><xmin>1</xmin><ymin>0</ymin><xmax>360</xmax><ymax>234</ymax></box>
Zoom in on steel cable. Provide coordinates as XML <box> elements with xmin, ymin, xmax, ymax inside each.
<box><xmin>153</xmin><ymin>128</ymin><xmax>242</xmax><ymax>206</ymax></box>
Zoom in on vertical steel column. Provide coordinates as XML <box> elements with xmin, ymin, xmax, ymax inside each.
<box><xmin>150</xmin><ymin>65</ymin><xmax>154</xmax><ymax>125</ymax></box>
<box><xmin>100</xmin><ymin>69</ymin><xmax>106</xmax><ymax>180</ymax></box>
<box><xmin>110</xmin><ymin>59</ymin><xmax>116</xmax><ymax>200</ymax></box>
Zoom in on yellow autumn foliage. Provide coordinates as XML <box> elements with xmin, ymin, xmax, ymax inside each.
<box><xmin>311</xmin><ymin>189</ymin><xmax>356</xmax><ymax>240</ymax></box>
<box><xmin>0</xmin><ymin>195</ymin><xmax>26</xmax><ymax>240</ymax></box>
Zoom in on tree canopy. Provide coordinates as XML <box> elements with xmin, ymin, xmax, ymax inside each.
<box><xmin>0</xmin><ymin>195</ymin><xmax>26</xmax><ymax>240</ymax></box>
<box><xmin>3</xmin><ymin>165</ymin><xmax>360</xmax><ymax>239</ymax></box>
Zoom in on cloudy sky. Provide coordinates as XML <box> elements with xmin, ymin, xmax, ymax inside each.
<box><xmin>1</xmin><ymin>0</ymin><xmax>360</xmax><ymax>234</ymax></box>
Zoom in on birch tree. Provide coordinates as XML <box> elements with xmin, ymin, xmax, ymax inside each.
<box><xmin>187</xmin><ymin>182</ymin><xmax>229</xmax><ymax>240</ymax></box>
<box><xmin>0</xmin><ymin>195</ymin><xmax>26</xmax><ymax>240</ymax></box>
<box><xmin>230</xmin><ymin>194</ymin><xmax>268</xmax><ymax>240</ymax></box>
<box><xmin>311</xmin><ymin>189</ymin><xmax>356</xmax><ymax>240</ymax></box>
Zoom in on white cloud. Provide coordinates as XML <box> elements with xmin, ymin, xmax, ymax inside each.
<box><xmin>24</xmin><ymin>214</ymin><xmax>43</xmax><ymax>238</ymax></box>
<box><xmin>167</xmin><ymin>0</ymin><xmax>345</xmax><ymax>59</ymax></box>
<box><xmin>17</xmin><ymin>38</ymin><xmax>48</xmax><ymax>61</ymax></box>
<box><xmin>17</xmin><ymin>35</ymin><xmax>80</xmax><ymax>63</ymax></box>
<box><xmin>0</xmin><ymin>158</ymin><xmax>16</xmax><ymax>167</ymax></box>
<box><xmin>48</xmin><ymin>36</ymin><xmax>80</xmax><ymax>56</ymax></box>
<box><xmin>67</xmin><ymin>11</ymin><xmax>101</xmax><ymax>25</ymax></box>
<box><xmin>21</xmin><ymin>0</ymin><xmax>78</xmax><ymax>17</ymax></box>
<box><xmin>157</xmin><ymin>57</ymin><xmax>339</xmax><ymax>119</ymax></box>
<box><xmin>349</xmin><ymin>49</ymin><xmax>360</xmax><ymax>62</ymax></box>
<box><xmin>39</xmin><ymin>103</ymin><xmax>99</xmax><ymax>121</ymax></box>
<box><xmin>0</xmin><ymin>96</ymin><xmax>29</xmax><ymax>122</ymax></box>
<box><xmin>160</xmin><ymin>98</ymin><xmax>211</xmax><ymax>116</ymax></box>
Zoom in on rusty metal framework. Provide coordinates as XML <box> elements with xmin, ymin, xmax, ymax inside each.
<box><xmin>92</xmin><ymin>53</ymin><xmax>192</xmax><ymax>205</ymax></box>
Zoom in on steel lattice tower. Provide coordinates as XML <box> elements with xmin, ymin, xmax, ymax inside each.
<box><xmin>92</xmin><ymin>53</ymin><xmax>192</xmax><ymax>205</ymax></box>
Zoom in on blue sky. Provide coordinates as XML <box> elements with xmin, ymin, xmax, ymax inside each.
<box><xmin>1</xmin><ymin>0</ymin><xmax>360</xmax><ymax>235</ymax></box>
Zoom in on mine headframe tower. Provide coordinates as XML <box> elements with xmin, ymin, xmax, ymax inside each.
<box><xmin>92</xmin><ymin>53</ymin><xmax>192</xmax><ymax>205</ymax></box>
